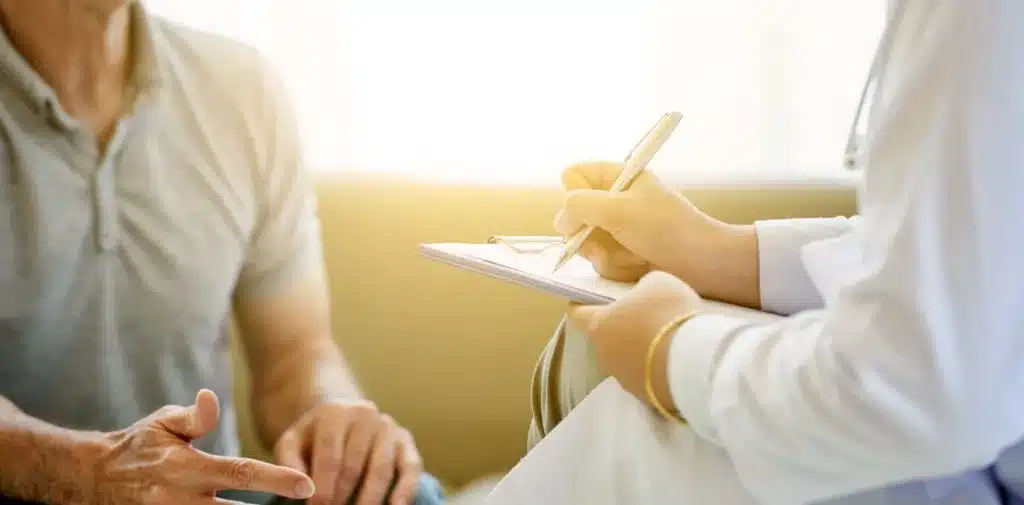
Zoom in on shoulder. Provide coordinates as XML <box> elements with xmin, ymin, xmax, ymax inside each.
<box><xmin>145</xmin><ymin>15</ymin><xmax>298</xmax><ymax>175</ymax></box>
<box><xmin>148</xmin><ymin>15</ymin><xmax>271</xmax><ymax>82</ymax></box>
<box><xmin>146</xmin><ymin>15</ymin><xmax>290</xmax><ymax>123</ymax></box>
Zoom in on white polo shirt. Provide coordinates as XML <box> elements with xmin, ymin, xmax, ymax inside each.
<box><xmin>0</xmin><ymin>3</ymin><xmax>323</xmax><ymax>457</ymax></box>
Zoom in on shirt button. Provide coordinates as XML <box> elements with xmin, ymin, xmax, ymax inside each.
<box><xmin>99</xmin><ymin>231</ymin><xmax>117</xmax><ymax>251</ymax></box>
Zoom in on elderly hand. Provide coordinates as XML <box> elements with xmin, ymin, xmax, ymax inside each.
<box><xmin>568</xmin><ymin>271</ymin><xmax>703</xmax><ymax>412</ymax></box>
<box><xmin>84</xmin><ymin>390</ymin><xmax>315</xmax><ymax>505</ymax></box>
<box><xmin>273</xmin><ymin>400</ymin><xmax>422</xmax><ymax>505</ymax></box>
<box><xmin>554</xmin><ymin>161</ymin><xmax>733</xmax><ymax>284</ymax></box>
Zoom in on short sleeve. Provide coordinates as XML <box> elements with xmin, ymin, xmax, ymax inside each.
<box><xmin>235</xmin><ymin>59</ymin><xmax>325</xmax><ymax>298</ymax></box>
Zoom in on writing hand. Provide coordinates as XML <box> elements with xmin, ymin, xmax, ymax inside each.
<box><xmin>555</xmin><ymin>161</ymin><xmax>735</xmax><ymax>284</ymax></box>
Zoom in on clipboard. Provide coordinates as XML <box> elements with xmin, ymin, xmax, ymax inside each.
<box><xmin>419</xmin><ymin>236</ymin><xmax>781</xmax><ymax>322</ymax></box>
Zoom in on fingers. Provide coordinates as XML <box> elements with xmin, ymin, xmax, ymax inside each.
<box><xmin>578</xmin><ymin>231</ymin><xmax>649</xmax><ymax>282</ymax></box>
<box><xmin>560</xmin><ymin>189</ymin><xmax>626</xmax><ymax>234</ymax></box>
<box><xmin>310</xmin><ymin>419</ymin><xmax>348</xmax><ymax>505</ymax></box>
<box><xmin>194</xmin><ymin>389</ymin><xmax>220</xmax><ymax>434</ymax></box>
<box><xmin>570</xmin><ymin>229</ymin><xmax>648</xmax><ymax>283</ymax></box>
<box><xmin>354</xmin><ymin>427</ymin><xmax>398</xmax><ymax>505</ymax></box>
<box><xmin>388</xmin><ymin>432</ymin><xmax>424</xmax><ymax>505</ymax></box>
<box><xmin>274</xmin><ymin>427</ymin><xmax>308</xmax><ymax>475</ymax></box>
<box><xmin>592</xmin><ymin>261</ymin><xmax>650</xmax><ymax>283</ymax></box>
<box><xmin>156</xmin><ymin>389</ymin><xmax>220</xmax><ymax>440</ymax></box>
<box><xmin>567</xmin><ymin>302</ymin><xmax>605</xmax><ymax>332</ymax></box>
<box><xmin>333</xmin><ymin>414</ymin><xmax>378</xmax><ymax>504</ymax></box>
<box><xmin>635</xmin><ymin>270</ymin><xmax>693</xmax><ymax>296</ymax></box>
<box><xmin>605</xmin><ymin>271</ymin><xmax>701</xmax><ymax>320</ymax></box>
<box><xmin>636</xmin><ymin>271</ymin><xmax>703</xmax><ymax>308</ymax></box>
<box><xmin>193</xmin><ymin>453</ymin><xmax>315</xmax><ymax>500</ymax></box>
<box><xmin>561</xmin><ymin>161</ymin><xmax>624</xmax><ymax>191</ymax></box>
<box><xmin>637</xmin><ymin>269</ymin><xmax>678</xmax><ymax>286</ymax></box>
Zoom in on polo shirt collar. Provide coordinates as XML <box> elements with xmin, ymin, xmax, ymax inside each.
<box><xmin>126</xmin><ymin>1</ymin><xmax>166</xmax><ymax>101</ymax></box>
<box><xmin>0</xmin><ymin>1</ymin><xmax>166</xmax><ymax>118</ymax></box>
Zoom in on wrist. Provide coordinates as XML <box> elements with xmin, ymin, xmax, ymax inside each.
<box><xmin>255</xmin><ymin>383</ymin><xmax>366</xmax><ymax>449</ymax></box>
<box><xmin>53</xmin><ymin>429</ymin><xmax>111</xmax><ymax>505</ymax></box>
<box><xmin>672</xmin><ymin>222</ymin><xmax>760</xmax><ymax>308</ymax></box>
<box><xmin>11</xmin><ymin>426</ymin><xmax>108</xmax><ymax>505</ymax></box>
<box><xmin>651</xmin><ymin>335</ymin><xmax>680</xmax><ymax>417</ymax></box>
<box><xmin>646</xmin><ymin>312</ymin><xmax>699</xmax><ymax>422</ymax></box>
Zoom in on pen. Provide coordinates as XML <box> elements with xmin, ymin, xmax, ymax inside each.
<box><xmin>552</xmin><ymin>111</ymin><xmax>683</xmax><ymax>272</ymax></box>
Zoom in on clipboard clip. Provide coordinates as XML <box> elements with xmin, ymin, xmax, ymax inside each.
<box><xmin>488</xmin><ymin>235</ymin><xmax>565</xmax><ymax>254</ymax></box>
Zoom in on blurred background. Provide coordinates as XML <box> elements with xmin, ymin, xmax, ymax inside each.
<box><xmin>146</xmin><ymin>0</ymin><xmax>884</xmax><ymax>185</ymax></box>
<box><xmin>143</xmin><ymin>0</ymin><xmax>872</xmax><ymax>489</ymax></box>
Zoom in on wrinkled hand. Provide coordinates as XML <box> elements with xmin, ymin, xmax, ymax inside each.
<box><xmin>554</xmin><ymin>161</ymin><xmax>731</xmax><ymax>283</ymax></box>
<box><xmin>87</xmin><ymin>389</ymin><xmax>315</xmax><ymax>505</ymax></box>
<box><xmin>273</xmin><ymin>400</ymin><xmax>422</xmax><ymax>505</ymax></box>
<box><xmin>568</xmin><ymin>271</ymin><xmax>703</xmax><ymax>409</ymax></box>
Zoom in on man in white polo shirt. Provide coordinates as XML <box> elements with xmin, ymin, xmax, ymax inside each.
<box><xmin>0</xmin><ymin>1</ymin><xmax>444</xmax><ymax>505</ymax></box>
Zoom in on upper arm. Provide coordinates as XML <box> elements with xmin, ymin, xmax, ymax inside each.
<box><xmin>231</xmin><ymin>56</ymin><xmax>333</xmax><ymax>372</ymax></box>
<box><xmin>234</xmin><ymin>274</ymin><xmax>334</xmax><ymax>388</ymax></box>
<box><xmin>234</xmin><ymin>55</ymin><xmax>324</xmax><ymax>301</ymax></box>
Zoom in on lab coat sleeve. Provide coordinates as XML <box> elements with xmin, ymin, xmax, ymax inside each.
<box><xmin>755</xmin><ymin>218</ymin><xmax>854</xmax><ymax>315</ymax></box>
<box><xmin>667</xmin><ymin>1</ymin><xmax>1024</xmax><ymax>503</ymax></box>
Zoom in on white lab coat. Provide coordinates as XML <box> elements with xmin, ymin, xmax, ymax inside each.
<box><xmin>485</xmin><ymin>0</ymin><xmax>1024</xmax><ymax>503</ymax></box>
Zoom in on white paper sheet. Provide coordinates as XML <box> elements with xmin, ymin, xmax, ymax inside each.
<box><xmin>420</xmin><ymin>242</ymin><xmax>780</xmax><ymax>323</ymax></box>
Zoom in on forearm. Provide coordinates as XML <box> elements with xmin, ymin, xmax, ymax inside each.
<box><xmin>251</xmin><ymin>338</ymin><xmax>363</xmax><ymax>448</ymax></box>
<box><xmin>677</xmin><ymin>223</ymin><xmax>761</xmax><ymax>309</ymax></box>
<box><xmin>680</xmin><ymin>217</ymin><xmax>855</xmax><ymax>313</ymax></box>
<box><xmin>0</xmin><ymin>395</ymin><xmax>100</xmax><ymax>505</ymax></box>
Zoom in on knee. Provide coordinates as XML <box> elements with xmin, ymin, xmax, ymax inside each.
<box><xmin>545</xmin><ymin>317</ymin><xmax>605</xmax><ymax>408</ymax></box>
<box><xmin>410</xmin><ymin>473</ymin><xmax>446</xmax><ymax>505</ymax></box>
<box><xmin>529</xmin><ymin>316</ymin><xmax>607</xmax><ymax>446</ymax></box>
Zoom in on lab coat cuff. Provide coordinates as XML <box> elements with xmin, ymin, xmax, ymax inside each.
<box><xmin>667</xmin><ymin>313</ymin><xmax>752</xmax><ymax>444</ymax></box>
<box><xmin>754</xmin><ymin>218</ymin><xmax>848</xmax><ymax>315</ymax></box>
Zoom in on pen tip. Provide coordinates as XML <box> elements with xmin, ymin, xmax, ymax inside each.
<box><xmin>551</xmin><ymin>255</ymin><xmax>564</xmax><ymax>273</ymax></box>
<box><xmin>552</xmin><ymin>257</ymin><xmax>567</xmax><ymax>273</ymax></box>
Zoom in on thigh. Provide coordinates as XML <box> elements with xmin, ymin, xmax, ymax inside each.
<box><xmin>528</xmin><ymin>316</ymin><xmax>608</xmax><ymax>450</ymax></box>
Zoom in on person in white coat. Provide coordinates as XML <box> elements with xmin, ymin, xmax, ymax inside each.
<box><xmin>523</xmin><ymin>0</ymin><xmax>1024</xmax><ymax>504</ymax></box>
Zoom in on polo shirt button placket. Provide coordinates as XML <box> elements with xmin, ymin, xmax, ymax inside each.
<box><xmin>92</xmin><ymin>116</ymin><xmax>136</xmax><ymax>253</ymax></box>
<box><xmin>93</xmin><ymin>163</ymin><xmax>119</xmax><ymax>253</ymax></box>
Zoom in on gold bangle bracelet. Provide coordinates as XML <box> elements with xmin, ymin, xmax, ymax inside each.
<box><xmin>644</xmin><ymin>311</ymin><xmax>701</xmax><ymax>424</ymax></box>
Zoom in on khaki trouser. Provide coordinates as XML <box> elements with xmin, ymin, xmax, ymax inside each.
<box><xmin>527</xmin><ymin>317</ymin><xmax>608</xmax><ymax>450</ymax></box>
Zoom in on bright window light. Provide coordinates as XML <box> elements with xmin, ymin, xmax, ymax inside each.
<box><xmin>145</xmin><ymin>0</ymin><xmax>885</xmax><ymax>185</ymax></box>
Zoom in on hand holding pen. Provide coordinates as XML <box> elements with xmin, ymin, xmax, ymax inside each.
<box><xmin>551</xmin><ymin>112</ymin><xmax>755</xmax><ymax>305</ymax></box>
<box><xmin>552</xmin><ymin>112</ymin><xmax>679</xmax><ymax>274</ymax></box>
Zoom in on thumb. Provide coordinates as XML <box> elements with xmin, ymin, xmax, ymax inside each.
<box><xmin>562</xmin><ymin>189</ymin><xmax>627</xmax><ymax>234</ymax></box>
<box><xmin>635</xmin><ymin>270</ymin><xmax>694</xmax><ymax>298</ymax></box>
<box><xmin>567</xmin><ymin>302</ymin><xmax>605</xmax><ymax>332</ymax></box>
<box><xmin>159</xmin><ymin>389</ymin><xmax>220</xmax><ymax>440</ymax></box>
